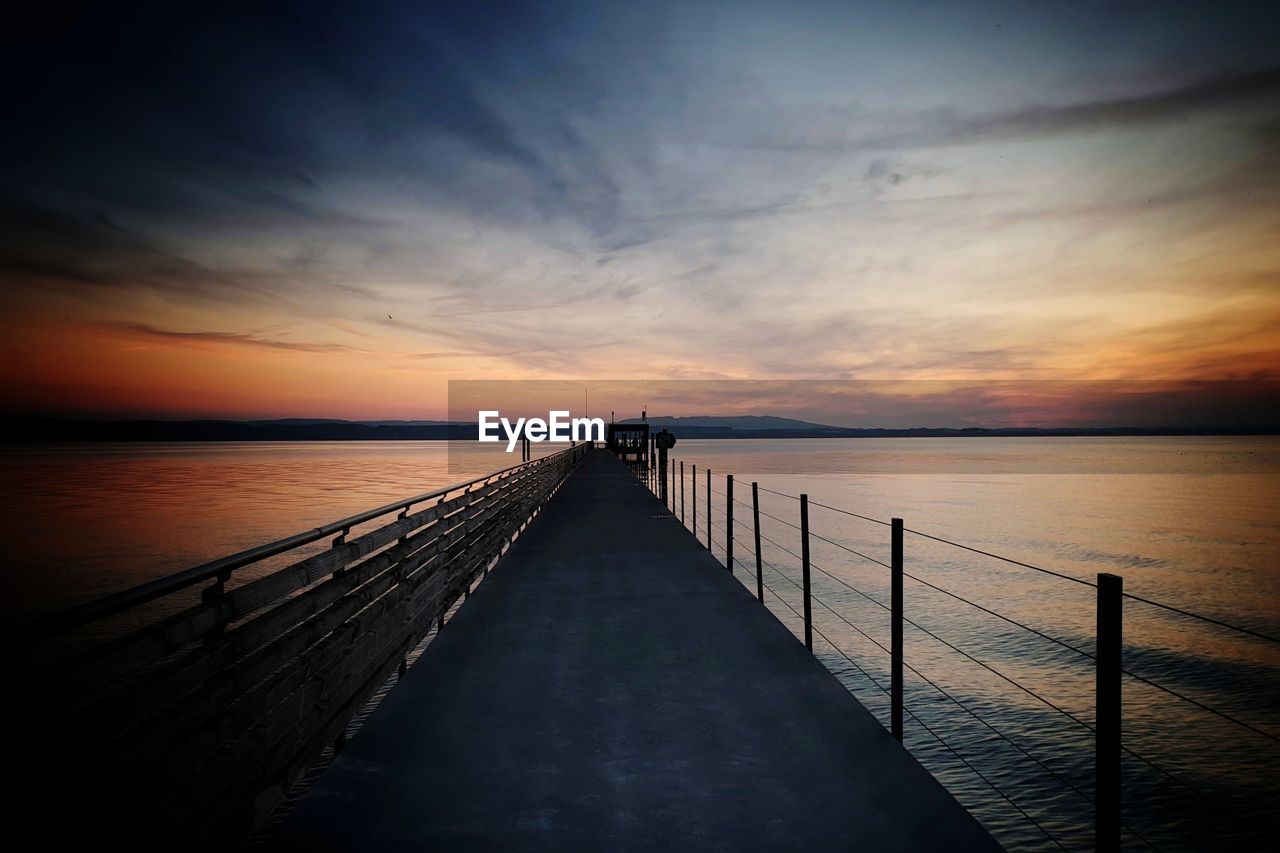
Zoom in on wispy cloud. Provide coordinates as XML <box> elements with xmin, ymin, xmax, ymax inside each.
<box><xmin>94</xmin><ymin>321</ymin><xmax>359</xmax><ymax>354</ymax></box>
<box><xmin>3</xmin><ymin>1</ymin><xmax>1279</xmax><ymax>417</ymax></box>
<box><xmin>739</xmin><ymin>65</ymin><xmax>1280</xmax><ymax>153</ymax></box>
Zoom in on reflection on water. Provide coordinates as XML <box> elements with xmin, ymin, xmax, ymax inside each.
<box><xmin>670</xmin><ymin>437</ymin><xmax>1280</xmax><ymax>852</ymax></box>
<box><xmin>0</xmin><ymin>441</ymin><xmax>553</xmax><ymax>618</ymax></box>
<box><xmin>1</xmin><ymin>436</ymin><xmax>1277</xmax><ymax>850</ymax></box>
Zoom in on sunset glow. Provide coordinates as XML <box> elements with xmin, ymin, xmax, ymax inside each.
<box><xmin>3</xmin><ymin>2</ymin><xmax>1278</xmax><ymax>423</ymax></box>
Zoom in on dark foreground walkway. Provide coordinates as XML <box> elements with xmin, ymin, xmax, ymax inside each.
<box><xmin>275</xmin><ymin>451</ymin><xmax>999</xmax><ymax>851</ymax></box>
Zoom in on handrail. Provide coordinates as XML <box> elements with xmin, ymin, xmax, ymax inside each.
<box><xmin>11</xmin><ymin>441</ymin><xmax>591</xmax><ymax>847</ymax></box>
<box><xmin>726</xmin><ymin>467</ymin><xmax>1279</xmax><ymax>641</ymax></box>
<box><xmin>20</xmin><ymin>447</ymin><xmax>577</xmax><ymax>639</ymax></box>
<box><xmin>661</xmin><ymin>452</ymin><xmax>1276</xmax><ymax>850</ymax></box>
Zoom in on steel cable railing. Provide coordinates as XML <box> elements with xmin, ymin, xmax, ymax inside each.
<box><xmin>742</xmin><ymin>525</ymin><xmax>1090</xmax><ymax>799</ymax></box>
<box><xmin>700</xmin><ymin>468</ymin><xmax>1280</xmax><ymax>647</ymax></box>
<box><xmin>782</xmin><ymin>550</ymin><xmax>1150</xmax><ymax>841</ymax></box>
<box><xmin>708</xmin><ymin>469</ymin><xmax>1280</xmax><ymax>740</ymax></box>
<box><xmin>742</xmin><ymin>545</ymin><xmax>1167</xmax><ymax>851</ymax></box>
<box><xmin>1121</xmin><ymin>593</ymin><xmax>1280</xmax><ymax>646</ymax></box>
<box><xmin>811</xmin><ymin>526</ymin><xmax>1279</xmax><ymax>744</ymax></box>
<box><xmin>747</xmin><ymin>551</ymin><xmax>1076</xmax><ymax>851</ymax></box>
<box><xmin>752</xmin><ymin>499</ymin><xmax>1211</xmax><ymax>798</ymax></box>
<box><xmin>651</xmin><ymin>455</ymin><xmax>1276</xmax><ymax>850</ymax></box>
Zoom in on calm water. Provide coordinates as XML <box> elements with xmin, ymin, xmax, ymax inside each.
<box><xmin>670</xmin><ymin>437</ymin><xmax>1280</xmax><ymax>852</ymax></box>
<box><xmin>2</xmin><ymin>437</ymin><xmax>1278</xmax><ymax>851</ymax></box>
<box><xmin>0</xmin><ymin>441</ymin><xmax>558</xmax><ymax>619</ymax></box>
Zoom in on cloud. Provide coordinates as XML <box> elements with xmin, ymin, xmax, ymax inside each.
<box><xmin>744</xmin><ymin>65</ymin><xmax>1280</xmax><ymax>153</ymax></box>
<box><xmin>4</xmin><ymin>2</ymin><xmax>1280</xmax><ymax>417</ymax></box>
<box><xmin>94</xmin><ymin>321</ymin><xmax>358</xmax><ymax>354</ymax></box>
<box><xmin>941</xmin><ymin>64</ymin><xmax>1280</xmax><ymax>143</ymax></box>
<box><xmin>0</xmin><ymin>202</ymin><xmax>310</xmax><ymax>307</ymax></box>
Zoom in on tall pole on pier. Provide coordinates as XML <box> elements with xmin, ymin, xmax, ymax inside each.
<box><xmin>725</xmin><ymin>475</ymin><xmax>734</xmax><ymax>573</ymax></box>
<box><xmin>1096</xmin><ymin>573</ymin><xmax>1123</xmax><ymax>853</ymax></box>
<box><xmin>680</xmin><ymin>461</ymin><xmax>685</xmax><ymax>524</ymax></box>
<box><xmin>800</xmin><ymin>494</ymin><xmax>812</xmax><ymax>651</ymax></box>
<box><xmin>891</xmin><ymin>517</ymin><xmax>904</xmax><ymax>742</ymax></box>
<box><xmin>657</xmin><ymin>446</ymin><xmax>668</xmax><ymax>504</ymax></box>
<box><xmin>752</xmin><ymin>482</ymin><xmax>763</xmax><ymax>602</ymax></box>
<box><xmin>706</xmin><ymin>468</ymin><xmax>712</xmax><ymax>552</ymax></box>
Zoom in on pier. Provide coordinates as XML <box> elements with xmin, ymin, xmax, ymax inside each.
<box><xmin>273</xmin><ymin>449</ymin><xmax>996</xmax><ymax>850</ymax></box>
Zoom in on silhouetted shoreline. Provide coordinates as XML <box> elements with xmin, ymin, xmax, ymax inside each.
<box><xmin>5</xmin><ymin>417</ymin><xmax>1277</xmax><ymax>443</ymax></box>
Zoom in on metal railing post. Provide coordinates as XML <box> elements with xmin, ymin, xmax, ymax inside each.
<box><xmin>680</xmin><ymin>460</ymin><xmax>685</xmax><ymax>524</ymax></box>
<box><xmin>752</xmin><ymin>482</ymin><xmax>763</xmax><ymax>602</ymax></box>
<box><xmin>726</xmin><ymin>475</ymin><xmax>734</xmax><ymax>572</ymax></box>
<box><xmin>801</xmin><ymin>493</ymin><xmax>812</xmax><ymax>651</ymax></box>
<box><xmin>706</xmin><ymin>467</ymin><xmax>712</xmax><ymax>552</ymax></box>
<box><xmin>692</xmin><ymin>464</ymin><xmax>697</xmax><ymax>534</ymax></box>
<box><xmin>891</xmin><ymin>517</ymin><xmax>904</xmax><ymax>742</ymax></box>
<box><xmin>1096</xmin><ymin>572</ymin><xmax>1123</xmax><ymax>853</ymax></box>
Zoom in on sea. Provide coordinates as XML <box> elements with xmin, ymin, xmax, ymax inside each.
<box><xmin>2</xmin><ymin>437</ymin><xmax>1277</xmax><ymax>851</ymax></box>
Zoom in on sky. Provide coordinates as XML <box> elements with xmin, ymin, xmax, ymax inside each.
<box><xmin>2</xmin><ymin>0</ymin><xmax>1278</xmax><ymax>423</ymax></box>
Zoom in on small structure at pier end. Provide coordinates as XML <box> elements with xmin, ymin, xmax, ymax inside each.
<box><xmin>606</xmin><ymin>419</ymin><xmax>649</xmax><ymax>468</ymax></box>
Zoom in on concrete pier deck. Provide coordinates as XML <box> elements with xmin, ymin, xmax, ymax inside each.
<box><xmin>274</xmin><ymin>450</ymin><xmax>999</xmax><ymax>851</ymax></box>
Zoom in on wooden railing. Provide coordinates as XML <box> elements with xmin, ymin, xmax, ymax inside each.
<box><xmin>8</xmin><ymin>443</ymin><xmax>590</xmax><ymax>847</ymax></box>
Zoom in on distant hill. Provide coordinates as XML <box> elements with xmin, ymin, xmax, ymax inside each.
<box><xmin>620</xmin><ymin>415</ymin><xmax>843</xmax><ymax>432</ymax></box>
<box><xmin>4</xmin><ymin>416</ymin><xmax>1274</xmax><ymax>442</ymax></box>
<box><xmin>614</xmin><ymin>416</ymin><xmax>1276</xmax><ymax>439</ymax></box>
<box><xmin>8</xmin><ymin>417</ymin><xmax>473</xmax><ymax>442</ymax></box>
<box><xmin>247</xmin><ymin>418</ymin><xmax>453</xmax><ymax>426</ymax></box>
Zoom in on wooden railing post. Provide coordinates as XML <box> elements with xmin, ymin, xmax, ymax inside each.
<box><xmin>692</xmin><ymin>464</ymin><xmax>697</xmax><ymax>534</ymax></box>
<box><xmin>891</xmin><ymin>517</ymin><xmax>904</xmax><ymax>742</ymax></box>
<box><xmin>726</xmin><ymin>475</ymin><xmax>734</xmax><ymax>572</ymax></box>
<box><xmin>801</xmin><ymin>493</ymin><xmax>812</xmax><ymax>651</ymax></box>
<box><xmin>1096</xmin><ymin>572</ymin><xmax>1123</xmax><ymax>853</ymax></box>
<box><xmin>752</xmin><ymin>482</ymin><xmax>763</xmax><ymax>602</ymax></box>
